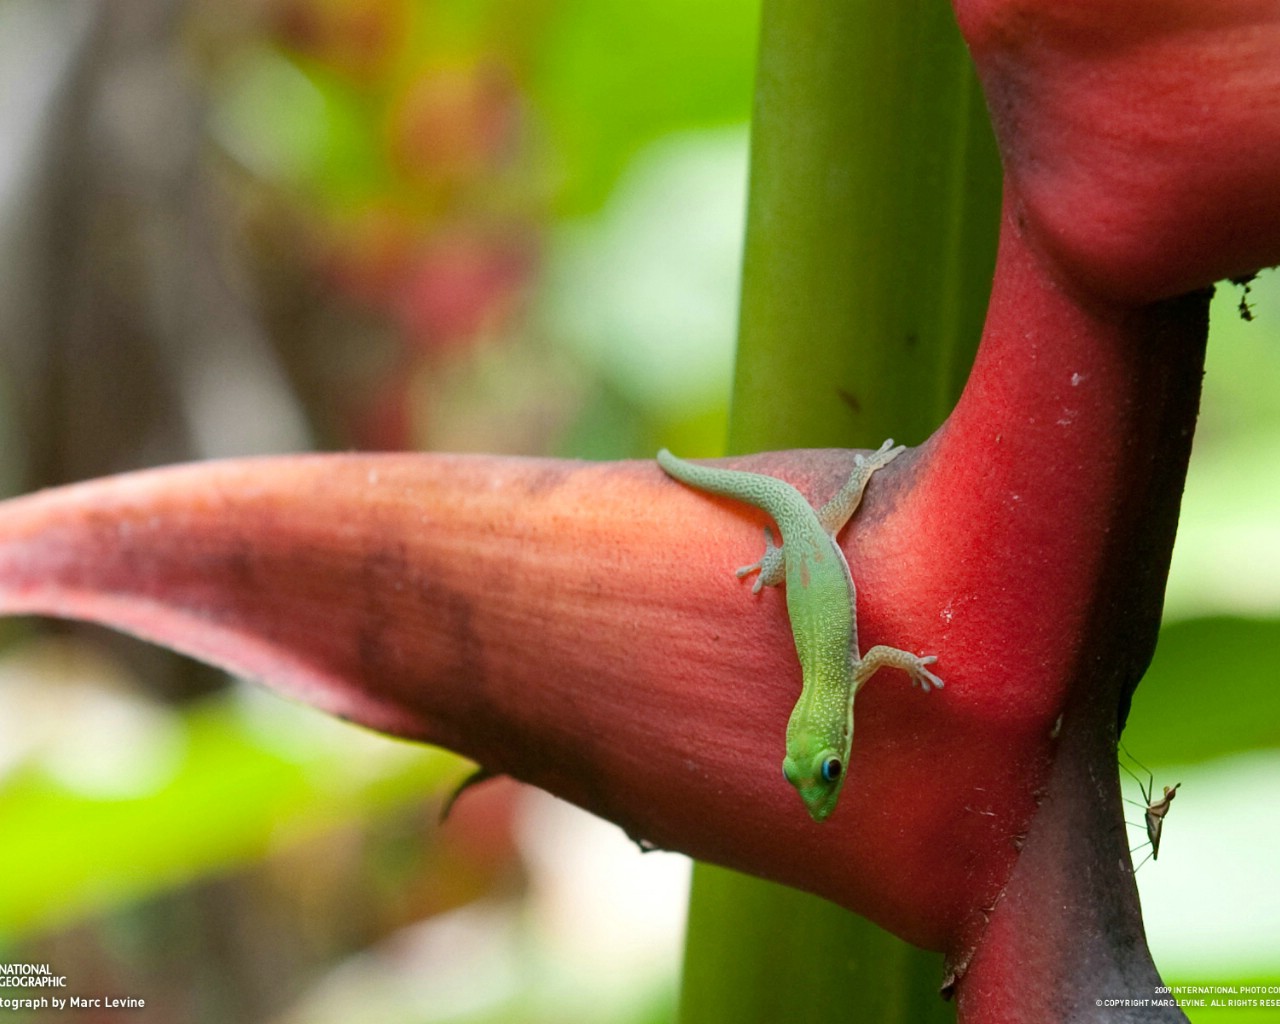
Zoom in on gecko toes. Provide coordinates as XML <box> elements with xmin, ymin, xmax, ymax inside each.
<box><xmin>910</xmin><ymin>657</ymin><xmax>944</xmax><ymax>692</ymax></box>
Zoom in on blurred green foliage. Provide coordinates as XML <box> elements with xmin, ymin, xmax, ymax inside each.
<box><xmin>0</xmin><ymin>692</ymin><xmax>460</xmax><ymax>940</ymax></box>
<box><xmin>1127</xmin><ymin>617</ymin><xmax>1280</xmax><ymax>760</ymax></box>
<box><xmin>196</xmin><ymin>0</ymin><xmax>757</xmax><ymax>457</ymax></box>
<box><xmin>532</xmin><ymin>0</ymin><xmax>757</xmax><ymax>215</ymax></box>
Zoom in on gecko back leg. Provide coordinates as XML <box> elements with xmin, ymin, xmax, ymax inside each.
<box><xmin>736</xmin><ymin>525</ymin><xmax>785</xmax><ymax>592</ymax></box>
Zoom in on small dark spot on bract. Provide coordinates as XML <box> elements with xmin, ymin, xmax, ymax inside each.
<box><xmin>521</xmin><ymin>462</ymin><xmax>575</xmax><ymax>499</ymax></box>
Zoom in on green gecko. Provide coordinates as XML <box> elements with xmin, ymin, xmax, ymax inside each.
<box><xmin>657</xmin><ymin>441</ymin><xmax>942</xmax><ymax>822</ymax></box>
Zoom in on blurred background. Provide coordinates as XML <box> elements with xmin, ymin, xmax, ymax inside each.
<box><xmin>0</xmin><ymin>1</ymin><xmax>1275</xmax><ymax>1021</ymax></box>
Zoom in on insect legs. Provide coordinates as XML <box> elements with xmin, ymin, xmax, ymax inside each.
<box><xmin>1119</xmin><ymin>742</ymin><xmax>1180</xmax><ymax>871</ymax></box>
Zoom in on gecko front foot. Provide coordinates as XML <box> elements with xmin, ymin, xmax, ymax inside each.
<box><xmin>858</xmin><ymin>438</ymin><xmax>905</xmax><ymax>472</ymax></box>
<box><xmin>857</xmin><ymin>646</ymin><xmax>945</xmax><ymax>692</ymax></box>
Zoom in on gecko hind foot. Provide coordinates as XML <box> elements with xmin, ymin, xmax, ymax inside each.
<box><xmin>857</xmin><ymin>646</ymin><xmax>945</xmax><ymax>692</ymax></box>
<box><xmin>909</xmin><ymin>655</ymin><xmax>944</xmax><ymax>692</ymax></box>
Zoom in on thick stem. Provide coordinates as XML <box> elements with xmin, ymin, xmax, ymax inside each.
<box><xmin>905</xmin><ymin>195</ymin><xmax>1207</xmax><ymax>1020</ymax></box>
<box><xmin>730</xmin><ymin>0</ymin><xmax>998</xmax><ymax>451</ymax></box>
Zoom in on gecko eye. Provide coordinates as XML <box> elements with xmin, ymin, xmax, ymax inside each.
<box><xmin>820</xmin><ymin>757</ymin><xmax>842</xmax><ymax>782</ymax></box>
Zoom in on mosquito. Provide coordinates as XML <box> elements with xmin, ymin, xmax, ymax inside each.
<box><xmin>1119</xmin><ymin>743</ymin><xmax>1180</xmax><ymax>871</ymax></box>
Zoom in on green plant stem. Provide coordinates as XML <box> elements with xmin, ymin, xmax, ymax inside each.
<box><xmin>681</xmin><ymin>865</ymin><xmax>954</xmax><ymax>1021</ymax></box>
<box><xmin>680</xmin><ymin>0</ymin><xmax>1000</xmax><ymax>1019</ymax></box>
<box><xmin>729</xmin><ymin>0</ymin><xmax>999</xmax><ymax>452</ymax></box>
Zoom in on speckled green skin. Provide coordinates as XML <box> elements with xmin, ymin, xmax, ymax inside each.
<box><xmin>657</xmin><ymin>442</ymin><xmax>942</xmax><ymax>822</ymax></box>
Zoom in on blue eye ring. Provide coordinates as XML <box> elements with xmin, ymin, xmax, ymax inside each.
<box><xmin>820</xmin><ymin>756</ymin><xmax>842</xmax><ymax>782</ymax></box>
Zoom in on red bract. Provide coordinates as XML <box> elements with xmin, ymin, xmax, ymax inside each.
<box><xmin>956</xmin><ymin>0</ymin><xmax>1280</xmax><ymax>303</ymax></box>
<box><xmin>0</xmin><ymin>451</ymin><xmax>1001</xmax><ymax>950</ymax></box>
<box><xmin>0</xmin><ymin>252</ymin><xmax>1206</xmax><ymax>973</ymax></box>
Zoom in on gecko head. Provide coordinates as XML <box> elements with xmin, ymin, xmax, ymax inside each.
<box><xmin>781</xmin><ymin>745</ymin><xmax>846</xmax><ymax>823</ymax></box>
